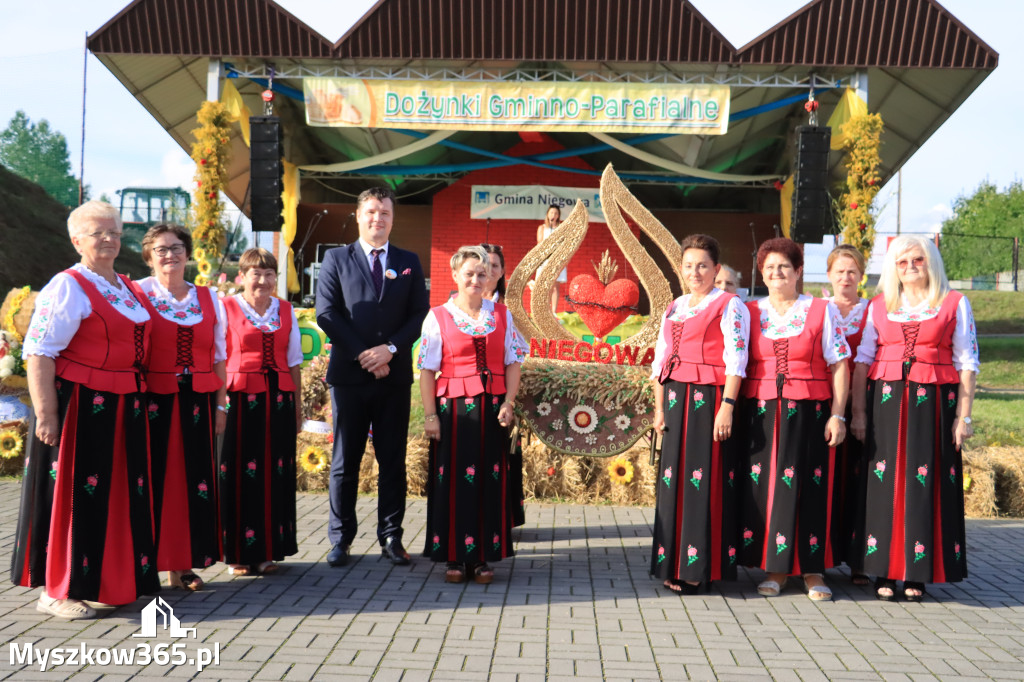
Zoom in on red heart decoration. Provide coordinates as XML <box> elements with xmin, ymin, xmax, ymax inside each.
<box><xmin>568</xmin><ymin>274</ymin><xmax>640</xmax><ymax>339</ymax></box>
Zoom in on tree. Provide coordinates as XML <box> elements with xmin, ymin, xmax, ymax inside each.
<box><xmin>939</xmin><ymin>181</ymin><xmax>1024</xmax><ymax>280</ymax></box>
<box><xmin>0</xmin><ymin>111</ymin><xmax>80</xmax><ymax>208</ymax></box>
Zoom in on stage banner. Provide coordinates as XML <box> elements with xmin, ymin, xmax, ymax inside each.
<box><xmin>470</xmin><ymin>185</ymin><xmax>606</xmax><ymax>222</ymax></box>
<box><xmin>304</xmin><ymin>78</ymin><xmax>730</xmax><ymax>134</ymax></box>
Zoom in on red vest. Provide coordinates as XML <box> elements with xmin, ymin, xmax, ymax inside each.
<box><xmin>132</xmin><ymin>283</ymin><xmax>222</xmax><ymax>394</ymax></box>
<box><xmin>223</xmin><ymin>296</ymin><xmax>296</xmax><ymax>393</ymax></box>
<box><xmin>742</xmin><ymin>297</ymin><xmax>832</xmax><ymax>401</ymax></box>
<box><xmin>434</xmin><ymin>303</ymin><xmax>508</xmax><ymax>398</ymax></box>
<box><xmin>657</xmin><ymin>292</ymin><xmax>734</xmax><ymax>386</ymax></box>
<box><xmin>54</xmin><ymin>270</ymin><xmax>150</xmax><ymax>394</ymax></box>
<box><xmin>867</xmin><ymin>291</ymin><xmax>961</xmax><ymax>385</ymax></box>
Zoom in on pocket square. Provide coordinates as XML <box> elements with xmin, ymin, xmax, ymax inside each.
<box><xmin>402</xmin><ymin>268</ymin><xmax>412</xmax><ymax>275</ymax></box>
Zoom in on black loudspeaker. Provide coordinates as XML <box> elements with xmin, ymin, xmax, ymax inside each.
<box><xmin>250</xmin><ymin>115</ymin><xmax>283</xmax><ymax>232</ymax></box>
<box><xmin>791</xmin><ymin>125</ymin><xmax>832</xmax><ymax>243</ymax></box>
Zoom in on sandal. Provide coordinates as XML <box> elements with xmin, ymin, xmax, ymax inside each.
<box><xmin>256</xmin><ymin>561</ymin><xmax>279</xmax><ymax>575</ymax></box>
<box><xmin>470</xmin><ymin>562</ymin><xmax>494</xmax><ymax>585</ymax></box>
<box><xmin>875</xmin><ymin>577</ymin><xmax>897</xmax><ymax>602</ymax></box>
<box><xmin>444</xmin><ymin>562</ymin><xmax>466</xmax><ymax>583</ymax></box>
<box><xmin>663</xmin><ymin>579</ymin><xmax>702</xmax><ymax>595</ymax></box>
<box><xmin>167</xmin><ymin>571</ymin><xmax>205</xmax><ymax>591</ymax></box>
<box><xmin>903</xmin><ymin>581</ymin><xmax>926</xmax><ymax>603</ymax></box>
<box><xmin>803</xmin><ymin>574</ymin><xmax>833</xmax><ymax>602</ymax></box>
<box><xmin>37</xmin><ymin>594</ymin><xmax>96</xmax><ymax>620</ymax></box>
<box><xmin>227</xmin><ymin>564</ymin><xmax>252</xmax><ymax>576</ymax></box>
<box><xmin>757</xmin><ymin>574</ymin><xmax>788</xmax><ymax>597</ymax></box>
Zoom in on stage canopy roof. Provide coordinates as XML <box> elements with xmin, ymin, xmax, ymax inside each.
<box><xmin>88</xmin><ymin>0</ymin><xmax>998</xmax><ymax>214</ymax></box>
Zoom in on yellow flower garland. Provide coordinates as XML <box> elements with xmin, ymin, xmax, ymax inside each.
<box><xmin>2</xmin><ymin>286</ymin><xmax>30</xmax><ymax>344</ymax></box>
<box><xmin>300</xmin><ymin>445</ymin><xmax>329</xmax><ymax>473</ymax></box>
<box><xmin>190</xmin><ymin>101</ymin><xmax>232</xmax><ymax>286</ymax></box>
<box><xmin>608</xmin><ymin>455</ymin><xmax>634</xmax><ymax>484</ymax></box>
<box><xmin>836</xmin><ymin>114</ymin><xmax>884</xmax><ymax>265</ymax></box>
<box><xmin>0</xmin><ymin>428</ymin><xmax>24</xmax><ymax>460</ymax></box>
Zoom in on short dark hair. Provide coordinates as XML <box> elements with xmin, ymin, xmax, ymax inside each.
<box><xmin>481</xmin><ymin>243</ymin><xmax>506</xmax><ymax>298</ymax></box>
<box><xmin>756</xmin><ymin>237</ymin><xmax>803</xmax><ymax>271</ymax></box>
<box><xmin>141</xmin><ymin>223</ymin><xmax>192</xmax><ymax>265</ymax></box>
<box><xmin>356</xmin><ymin>186</ymin><xmax>396</xmax><ymax>211</ymax></box>
<box><xmin>679</xmin><ymin>233</ymin><xmax>721</xmax><ymax>265</ymax></box>
<box><xmin>238</xmin><ymin>247</ymin><xmax>278</xmax><ymax>274</ymax></box>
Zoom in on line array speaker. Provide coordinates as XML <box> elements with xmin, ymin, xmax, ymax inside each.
<box><xmin>790</xmin><ymin>125</ymin><xmax>832</xmax><ymax>243</ymax></box>
<box><xmin>250</xmin><ymin>115</ymin><xmax>283</xmax><ymax>232</ymax></box>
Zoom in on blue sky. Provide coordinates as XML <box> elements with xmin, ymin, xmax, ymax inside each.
<box><xmin>1</xmin><ymin>0</ymin><xmax>1018</xmax><ymax>245</ymax></box>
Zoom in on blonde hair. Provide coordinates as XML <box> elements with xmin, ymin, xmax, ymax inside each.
<box><xmin>450</xmin><ymin>245</ymin><xmax>488</xmax><ymax>272</ymax></box>
<box><xmin>827</xmin><ymin>244</ymin><xmax>866</xmax><ymax>274</ymax></box>
<box><xmin>67</xmin><ymin>200</ymin><xmax>122</xmax><ymax>238</ymax></box>
<box><xmin>878</xmin><ymin>235</ymin><xmax>950</xmax><ymax>312</ymax></box>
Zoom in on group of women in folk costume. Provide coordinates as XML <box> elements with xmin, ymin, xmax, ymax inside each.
<box><xmin>11</xmin><ymin>202</ymin><xmax>302</xmax><ymax>619</ymax></box>
<box><xmin>651</xmin><ymin>234</ymin><xmax>978</xmax><ymax>602</ymax></box>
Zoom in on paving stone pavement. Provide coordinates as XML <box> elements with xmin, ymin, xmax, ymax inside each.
<box><xmin>1</xmin><ymin>479</ymin><xmax>1022</xmax><ymax>681</ymax></box>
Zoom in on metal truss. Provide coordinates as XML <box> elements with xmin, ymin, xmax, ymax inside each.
<box><xmin>300</xmin><ymin>171</ymin><xmax>774</xmax><ymax>187</ymax></box>
<box><xmin>226</xmin><ymin>63</ymin><xmax>849</xmax><ymax>89</ymax></box>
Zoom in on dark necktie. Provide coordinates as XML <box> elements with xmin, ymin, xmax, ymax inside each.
<box><xmin>370</xmin><ymin>248</ymin><xmax>384</xmax><ymax>298</ymax></box>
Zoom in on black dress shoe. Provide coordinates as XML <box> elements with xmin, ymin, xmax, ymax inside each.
<box><xmin>381</xmin><ymin>537</ymin><xmax>411</xmax><ymax>565</ymax></box>
<box><xmin>326</xmin><ymin>543</ymin><xmax>350</xmax><ymax>567</ymax></box>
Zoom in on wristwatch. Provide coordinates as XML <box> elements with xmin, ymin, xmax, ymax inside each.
<box><xmin>961</xmin><ymin>416</ymin><xmax>972</xmax><ymax>424</ymax></box>
<box><xmin>386</xmin><ymin>343</ymin><xmax>397</xmax><ymax>354</ymax></box>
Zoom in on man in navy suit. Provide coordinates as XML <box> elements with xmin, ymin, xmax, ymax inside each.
<box><xmin>316</xmin><ymin>187</ymin><xmax>429</xmax><ymax>567</ymax></box>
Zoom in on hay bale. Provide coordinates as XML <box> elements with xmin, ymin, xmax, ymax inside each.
<box><xmin>962</xmin><ymin>454</ymin><xmax>998</xmax><ymax>518</ymax></box>
<box><xmin>986</xmin><ymin>446</ymin><xmax>1024</xmax><ymax>518</ymax></box>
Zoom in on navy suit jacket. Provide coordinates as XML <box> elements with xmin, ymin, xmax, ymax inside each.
<box><xmin>315</xmin><ymin>242</ymin><xmax>430</xmax><ymax>386</ymax></box>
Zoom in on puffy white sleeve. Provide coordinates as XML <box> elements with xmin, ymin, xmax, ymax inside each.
<box><xmin>952</xmin><ymin>296</ymin><xmax>980</xmax><ymax>373</ymax></box>
<box><xmin>855</xmin><ymin>304</ymin><xmax>879</xmax><ymax>365</ymax></box>
<box><xmin>504</xmin><ymin>310</ymin><xmax>529</xmax><ymax>365</ymax></box>
<box><xmin>721</xmin><ymin>296</ymin><xmax>750</xmax><ymax>377</ymax></box>
<box><xmin>211</xmin><ymin>288</ymin><xmax>228</xmax><ymax>364</ymax></box>
<box><xmin>822</xmin><ymin>301</ymin><xmax>852</xmax><ymax>365</ymax></box>
<box><xmin>416</xmin><ymin>310</ymin><xmax>443</xmax><ymax>372</ymax></box>
<box><xmin>22</xmin><ymin>273</ymin><xmax>92</xmax><ymax>359</ymax></box>
<box><xmin>286</xmin><ymin>307</ymin><xmax>304</xmax><ymax>368</ymax></box>
<box><xmin>648</xmin><ymin>308</ymin><xmax>672</xmax><ymax>381</ymax></box>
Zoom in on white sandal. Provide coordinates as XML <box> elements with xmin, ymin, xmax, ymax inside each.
<box><xmin>37</xmin><ymin>593</ymin><xmax>96</xmax><ymax>620</ymax></box>
<box><xmin>804</xmin><ymin>573</ymin><xmax>833</xmax><ymax>602</ymax></box>
<box><xmin>757</xmin><ymin>578</ymin><xmax>787</xmax><ymax>597</ymax></box>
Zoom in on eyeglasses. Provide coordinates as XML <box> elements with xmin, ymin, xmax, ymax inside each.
<box><xmin>84</xmin><ymin>230</ymin><xmax>122</xmax><ymax>240</ymax></box>
<box><xmin>896</xmin><ymin>256</ymin><xmax>925</xmax><ymax>270</ymax></box>
<box><xmin>480</xmin><ymin>243</ymin><xmax>503</xmax><ymax>253</ymax></box>
<box><xmin>152</xmin><ymin>244</ymin><xmax>187</xmax><ymax>257</ymax></box>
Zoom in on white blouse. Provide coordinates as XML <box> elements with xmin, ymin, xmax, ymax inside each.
<box><xmin>137</xmin><ymin>277</ymin><xmax>228</xmax><ymax>363</ymax></box>
<box><xmin>829</xmin><ymin>297</ymin><xmax>869</xmax><ymax>339</ymax></box>
<box><xmin>231</xmin><ymin>294</ymin><xmax>304</xmax><ymax>368</ymax></box>
<box><xmin>754</xmin><ymin>294</ymin><xmax>851</xmax><ymax>365</ymax></box>
<box><xmin>24</xmin><ymin>264</ymin><xmax>151</xmax><ymax>359</ymax></box>
<box><xmin>649</xmin><ymin>288</ymin><xmax>750</xmax><ymax>379</ymax></box>
<box><xmin>417</xmin><ymin>299</ymin><xmax>529</xmax><ymax>372</ymax></box>
<box><xmin>854</xmin><ymin>294</ymin><xmax>980</xmax><ymax>372</ymax></box>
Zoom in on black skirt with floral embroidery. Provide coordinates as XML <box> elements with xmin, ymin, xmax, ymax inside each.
<box><xmin>218</xmin><ymin>373</ymin><xmax>298</xmax><ymax>566</ymax></box>
<box><xmin>11</xmin><ymin>379</ymin><xmax>161</xmax><ymax>603</ymax></box>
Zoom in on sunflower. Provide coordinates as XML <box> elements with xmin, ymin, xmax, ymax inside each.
<box><xmin>194</xmin><ymin>275</ymin><xmax>209</xmax><ymax>287</ymax></box>
<box><xmin>193</xmin><ymin>247</ymin><xmax>206</xmax><ymax>262</ymax></box>
<box><xmin>197</xmin><ymin>259</ymin><xmax>213</xmax><ymax>276</ymax></box>
<box><xmin>299</xmin><ymin>445</ymin><xmax>329</xmax><ymax>473</ymax></box>
<box><xmin>608</xmin><ymin>455</ymin><xmax>633</xmax><ymax>484</ymax></box>
<box><xmin>0</xmin><ymin>428</ymin><xmax>24</xmax><ymax>460</ymax></box>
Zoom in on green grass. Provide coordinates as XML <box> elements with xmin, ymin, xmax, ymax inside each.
<box><xmin>964</xmin><ymin>290</ymin><xmax>1024</xmax><ymax>334</ymax></box>
<box><xmin>978</xmin><ymin>337</ymin><xmax>1024</xmax><ymax>389</ymax></box>
<box><xmin>969</xmin><ymin>393</ymin><xmax>1024</xmax><ymax>448</ymax></box>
